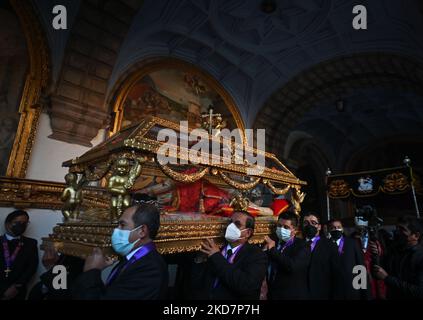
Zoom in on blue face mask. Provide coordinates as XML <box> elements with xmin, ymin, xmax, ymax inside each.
<box><xmin>111</xmin><ymin>225</ymin><xmax>142</xmax><ymax>256</ymax></box>
<box><xmin>276</xmin><ymin>227</ymin><xmax>292</xmax><ymax>242</ymax></box>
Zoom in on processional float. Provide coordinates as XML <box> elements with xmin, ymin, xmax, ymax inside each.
<box><xmin>42</xmin><ymin>116</ymin><xmax>307</xmax><ymax>258</ymax></box>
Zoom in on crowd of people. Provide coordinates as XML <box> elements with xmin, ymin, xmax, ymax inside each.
<box><xmin>1</xmin><ymin>203</ymin><xmax>422</xmax><ymax>300</ymax></box>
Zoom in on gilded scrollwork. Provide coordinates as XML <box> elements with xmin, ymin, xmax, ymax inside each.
<box><xmin>42</xmin><ymin>218</ymin><xmax>276</xmax><ymax>258</ymax></box>
<box><xmin>328</xmin><ymin>179</ymin><xmax>350</xmax><ymax>198</ymax></box>
<box><xmin>157</xmin><ymin>161</ymin><xmax>210</xmax><ymax>183</ymax></box>
<box><xmin>218</xmin><ymin>171</ymin><xmax>261</xmax><ymax>190</ymax></box>
<box><xmin>382</xmin><ymin>172</ymin><xmax>409</xmax><ymax>193</ymax></box>
<box><xmin>263</xmin><ymin>180</ymin><xmax>291</xmax><ymax>195</ymax></box>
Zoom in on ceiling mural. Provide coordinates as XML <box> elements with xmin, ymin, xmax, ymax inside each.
<box><xmin>121</xmin><ymin>68</ymin><xmax>238</xmax><ymax>130</ymax></box>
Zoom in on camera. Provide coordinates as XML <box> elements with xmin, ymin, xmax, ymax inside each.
<box><xmin>355</xmin><ymin>205</ymin><xmax>384</xmax><ymax>266</ymax></box>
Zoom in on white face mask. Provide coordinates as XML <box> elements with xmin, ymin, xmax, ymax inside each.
<box><xmin>225</xmin><ymin>222</ymin><xmax>246</xmax><ymax>243</ymax></box>
<box><xmin>276</xmin><ymin>227</ymin><xmax>292</xmax><ymax>242</ymax></box>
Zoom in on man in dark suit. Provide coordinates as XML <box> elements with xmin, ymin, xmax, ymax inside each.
<box><xmin>373</xmin><ymin>216</ymin><xmax>423</xmax><ymax>299</ymax></box>
<box><xmin>71</xmin><ymin>203</ymin><xmax>168</xmax><ymax>300</ymax></box>
<box><xmin>190</xmin><ymin>211</ymin><xmax>268</xmax><ymax>300</ymax></box>
<box><xmin>302</xmin><ymin>212</ymin><xmax>344</xmax><ymax>299</ymax></box>
<box><xmin>264</xmin><ymin>210</ymin><xmax>310</xmax><ymax>300</ymax></box>
<box><xmin>1</xmin><ymin>210</ymin><xmax>38</xmax><ymax>300</ymax></box>
<box><xmin>28</xmin><ymin>248</ymin><xmax>84</xmax><ymax>300</ymax></box>
<box><xmin>328</xmin><ymin>219</ymin><xmax>368</xmax><ymax>300</ymax></box>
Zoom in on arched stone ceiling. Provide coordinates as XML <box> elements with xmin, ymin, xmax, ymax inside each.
<box><xmin>281</xmin><ymin>88</ymin><xmax>423</xmax><ymax>170</ymax></box>
<box><xmin>110</xmin><ymin>0</ymin><xmax>423</xmax><ymax>126</ymax></box>
<box><xmin>255</xmin><ymin>53</ymin><xmax>423</xmax><ymax>156</ymax></box>
<box><xmin>30</xmin><ymin>0</ymin><xmax>423</xmax><ymax>146</ymax></box>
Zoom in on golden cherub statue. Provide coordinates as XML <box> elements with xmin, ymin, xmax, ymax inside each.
<box><xmin>292</xmin><ymin>188</ymin><xmax>306</xmax><ymax>215</ymax></box>
<box><xmin>61</xmin><ymin>173</ymin><xmax>86</xmax><ymax>221</ymax></box>
<box><xmin>107</xmin><ymin>156</ymin><xmax>145</xmax><ymax>221</ymax></box>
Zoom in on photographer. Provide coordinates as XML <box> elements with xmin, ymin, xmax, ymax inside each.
<box><xmin>352</xmin><ymin>206</ymin><xmax>386</xmax><ymax>299</ymax></box>
<box><xmin>372</xmin><ymin>216</ymin><xmax>423</xmax><ymax>299</ymax></box>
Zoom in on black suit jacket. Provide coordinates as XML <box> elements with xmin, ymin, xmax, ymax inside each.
<box><xmin>71</xmin><ymin>249</ymin><xmax>168</xmax><ymax>300</ymax></box>
<box><xmin>267</xmin><ymin>237</ymin><xmax>310</xmax><ymax>300</ymax></box>
<box><xmin>0</xmin><ymin>235</ymin><xmax>39</xmax><ymax>299</ymax></box>
<box><xmin>190</xmin><ymin>243</ymin><xmax>268</xmax><ymax>300</ymax></box>
<box><xmin>28</xmin><ymin>255</ymin><xmax>84</xmax><ymax>300</ymax></box>
<box><xmin>333</xmin><ymin>236</ymin><xmax>369</xmax><ymax>300</ymax></box>
<box><xmin>384</xmin><ymin>244</ymin><xmax>423</xmax><ymax>299</ymax></box>
<box><xmin>308</xmin><ymin>237</ymin><xmax>344</xmax><ymax>300</ymax></box>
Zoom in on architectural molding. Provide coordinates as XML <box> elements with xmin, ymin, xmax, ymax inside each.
<box><xmin>6</xmin><ymin>0</ymin><xmax>50</xmax><ymax>178</ymax></box>
<box><xmin>0</xmin><ymin>177</ymin><xmax>108</xmax><ymax>210</ymax></box>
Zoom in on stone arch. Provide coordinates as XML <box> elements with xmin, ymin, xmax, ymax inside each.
<box><xmin>253</xmin><ymin>53</ymin><xmax>423</xmax><ymax>156</ymax></box>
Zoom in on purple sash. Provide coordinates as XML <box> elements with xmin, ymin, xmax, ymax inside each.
<box><xmin>310</xmin><ymin>236</ymin><xmax>320</xmax><ymax>252</ymax></box>
<box><xmin>337</xmin><ymin>237</ymin><xmax>345</xmax><ymax>255</ymax></box>
<box><xmin>106</xmin><ymin>242</ymin><xmax>156</xmax><ymax>285</ymax></box>
<box><xmin>268</xmin><ymin>238</ymin><xmax>295</xmax><ymax>281</ymax></box>
<box><xmin>2</xmin><ymin>235</ymin><xmax>23</xmax><ymax>278</ymax></box>
<box><xmin>280</xmin><ymin>237</ymin><xmax>295</xmax><ymax>253</ymax></box>
<box><xmin>221</xmin><ymin>244</ymin><xmax>243</xmax><ymax>264</ymax></box>
<box><xmin>213</xmin><ymin>244</ymin><xmax>244</xmax><ymax>288</ymax></box>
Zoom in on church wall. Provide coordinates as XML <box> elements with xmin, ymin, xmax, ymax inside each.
<box><xmin>26</xmin><ymin>112</ymin><xmax>107</xmax><ymax>182</ymax></box>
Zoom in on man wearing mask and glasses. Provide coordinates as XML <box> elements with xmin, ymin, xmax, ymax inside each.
<box><xmin>328</xmin><ymin>219</ymin><xmax>368</xmax><ymax>300</ymax></box>
<box><xmin>1</xmin><ymin>210</ymin><xmax>38</xmax><ymax>300</ymax></box>
<box><xmin>72</xmin><ymin>203</ymin><xmax>168</xmax><ymax>300</ymax></box>
<box><xmin>190</xmin><ymin>211</ymin><xmax>267</xmax><ymax>300</ymax></box>
<box><xmin>302</xmin><ymin>212</ymin><xmax>344</xmax><ymax>299</ymax></box>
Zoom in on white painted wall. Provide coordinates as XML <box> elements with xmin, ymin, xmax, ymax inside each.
<box><xmin>26</xmin><ymin>113</ymin><xmax>106</xmax><ymax>182</ymax></box>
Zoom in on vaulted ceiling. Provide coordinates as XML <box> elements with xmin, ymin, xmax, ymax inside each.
<box><xmin>31</xmin><ymin>0</ymin><xmax>423</xmax><ymax>168</ymax></box>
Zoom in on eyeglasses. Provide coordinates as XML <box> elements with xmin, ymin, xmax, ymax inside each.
<box><xmin>303</xmin><ymin>220</ymin><xmax>319</xmax><ymax>226</ymax></box>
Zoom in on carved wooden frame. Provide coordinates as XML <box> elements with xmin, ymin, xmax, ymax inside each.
<box><xmin>5</xmin><ymin>0</ymin><xmax>50</xmax><ymax>178</ymax></box>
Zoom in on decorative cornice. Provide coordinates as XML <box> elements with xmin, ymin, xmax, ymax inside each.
<box><xmin>0</xmin><ymin>177</ymin><xmax>109</xmax><ymax>210</ymax></box>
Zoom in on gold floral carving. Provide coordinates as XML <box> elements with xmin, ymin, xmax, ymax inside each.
<box><xmin>263</xmin><ymin>180</ymin><xmax>291</xmax><ymax>195</ymax></box>
<box><xmin>157</xmin><ymin>162</ymin><xmax>210</xmax><ymax>183</ymax></box>
<box><xmin>0</xmin><ymin>177</ymin><xmax>109</xmax><ymax>210</ymax></box>
<box><xmin>328</xmin><ymin>179</ymin><xmax>350</xmax><ymax>198</ymax></box>
<box><xmin>218</xmin><ymin>171</ymin><xmax>261</xmax><ymax>190</ymax></box>
<box><xmin>41</xmin><ymin>218</ymin><xmax>276</xmax><ymax>258</ymax></box>
<box><xmin>382</xmin><ymin>172</ymin><xmax>409</xmax><ymax>193</ymax></box>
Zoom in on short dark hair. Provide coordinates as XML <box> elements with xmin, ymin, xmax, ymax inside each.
<box><xmin>397</xmin><ymin>216</ymin><xmax>423</xmax><ymax>241</ymax></box>
<box><xmin>278</xmin><ymin>210</ymin><xmax>299</xmax><ymax>228</ymax></box>
<box><xmin>5</xmin><ymin>210</ymin><xmax>29</xmax><ymax>225</ymax></box>
<box><xmin>302</xmin><ymin>212</ymin><xmax>321</xmax><ymax>224</ymax></box>
<box><xmin>132</xmin><ymin>204</ymin><xmax>161</xmax><ymax>240</ymax></box>
<box><xmin>328</xmin><ymin>218</ymin><xmax>342</xmax><ymax>226</ymax></box>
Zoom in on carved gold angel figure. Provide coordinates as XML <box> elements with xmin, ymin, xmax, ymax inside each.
<box><xmin>108</xmin><ymin>157</ymin><xmax>144</xmax><ymax>221</ymax></box>
<box><xmin>61</xmin><ymin>173</ymin><xmax>86</xmax><ymax>221</ymax></box>
<box><xmin>292</xmin><ymin>188</ymin><xmax>306</xmax><ymax>215</ymax></box>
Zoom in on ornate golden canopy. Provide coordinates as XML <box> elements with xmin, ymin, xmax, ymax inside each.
<box><xmin>42</xmin><ymin>116</ymin><xmax>306</xmax><ymax>258</ymax></box>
